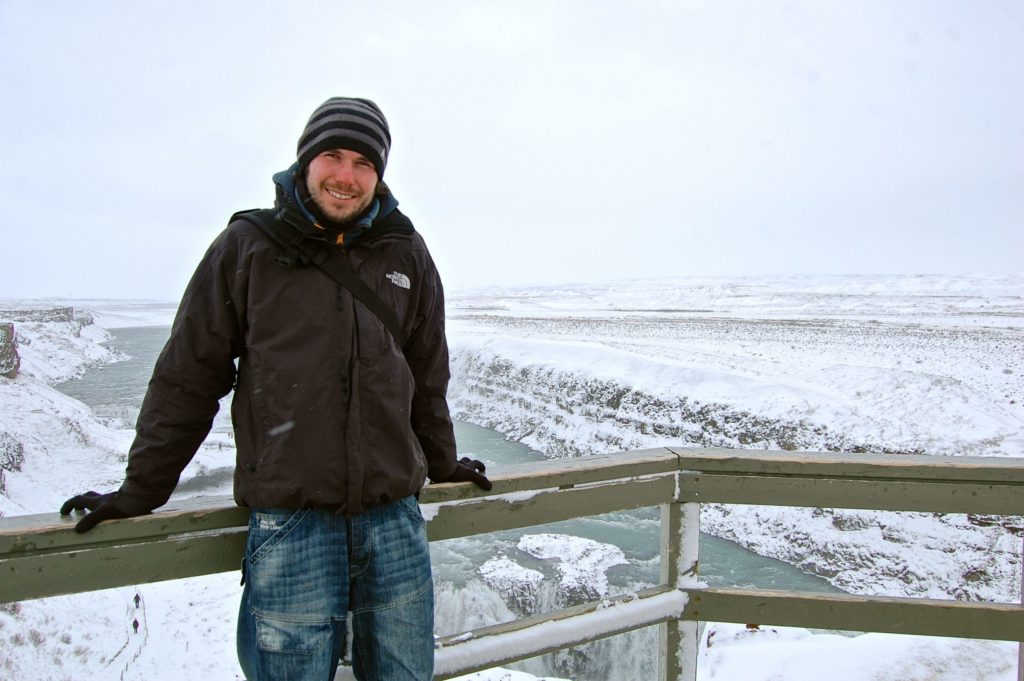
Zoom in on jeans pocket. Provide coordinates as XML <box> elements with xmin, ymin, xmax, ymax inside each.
<box><xmin>247</xmin><ymin>508</ymin><xmax>310</xmax><ymax>568</ymax></box>
<box><xmin>254</xmin><ymin>612</ymin><xmax>333</xmax><ymax>654</ymax></box>
<box><xmin>395</xmin><ymin>495</ymin><xmax>426</xmax><ymax>528</ymax></box>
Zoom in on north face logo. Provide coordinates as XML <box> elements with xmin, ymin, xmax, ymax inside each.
<box><xmin>386</xmin><ymin>271</ymin><xmax>411</xmax><ymax>289</ymax></box>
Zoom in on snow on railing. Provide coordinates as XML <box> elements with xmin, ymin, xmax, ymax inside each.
<box><xmin>434</xmin><ymin>588</ymin><xmax>688</xmax><ymax>677</ymax></box>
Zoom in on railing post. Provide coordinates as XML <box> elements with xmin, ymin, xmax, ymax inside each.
<box><xmin>1019</xmin><ymin>533</ymin><xmax>1023</xmax><ymax>681</ymax></box>
<box><xmin>659</xmin><ymin>471</ymin><xmax>700</xmax><ymax>681</ymax></box>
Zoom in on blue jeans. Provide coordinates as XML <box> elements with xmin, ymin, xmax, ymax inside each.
<box><xmin>236</xmin><ymin>497</ymin><xmax>434</xmax><ymax>681</ymax></box>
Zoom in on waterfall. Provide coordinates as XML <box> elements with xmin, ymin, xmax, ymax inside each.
<box><xmin>435</xmin><ymin>578</ymin><xmax>659</xmax><ymax>680</ymax></box>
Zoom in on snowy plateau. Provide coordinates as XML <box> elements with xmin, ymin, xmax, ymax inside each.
<box><xmin>1</xmin><ymin>273</ymin><xmax>1023</xmax><ymax>680</ymax></box>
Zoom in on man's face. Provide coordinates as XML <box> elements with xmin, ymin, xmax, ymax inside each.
<box><xmin>305</xmin><ymin>149</ymin><xmax>379</xmax><ymax>223</ymax></box>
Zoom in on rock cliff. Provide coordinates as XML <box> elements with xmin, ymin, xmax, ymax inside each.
<box><xmin>0</xmin><ymin>322</ymin><xmax>19</xmax><ymax>379</ymax></box>
<box><xmin>0</xmin><ymin>306</ymin><xmax>75</xmax><ymax>323</ymax></box>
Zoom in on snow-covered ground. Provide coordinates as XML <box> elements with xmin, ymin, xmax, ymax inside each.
<box><xmin>1</xmin><ymin>274</ymin><xmax>1022</xmax><ymax>680</ymax></box>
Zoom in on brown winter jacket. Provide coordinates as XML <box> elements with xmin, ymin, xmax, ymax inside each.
<box><xmin>116</xmin><ymin>194</ymin><xmax>458</xmax><ymax>515</ymax></box>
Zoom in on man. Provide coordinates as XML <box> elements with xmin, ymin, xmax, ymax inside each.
<box><xmin>61</xmin><ymin>97</ymin><xmax>491</xmax><ymax>681</ymax></box>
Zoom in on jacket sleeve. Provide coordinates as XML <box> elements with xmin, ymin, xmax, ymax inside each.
<box><xmin>404</xmin><ymin>257</ymin><xmax>459</xmax><ymax>483</ymax></box>
<box><xmin>116</xmin><ymin>228</ymin><xmax>244</xmax><ymax>513</ymax></box>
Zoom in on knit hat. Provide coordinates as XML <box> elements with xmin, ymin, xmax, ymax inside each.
<box><xmin>296</xmin><ymin>97</ymin><xmax>391</xmax><ymax>177</ymax></box>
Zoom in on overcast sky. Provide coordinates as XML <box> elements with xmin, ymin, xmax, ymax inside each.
<box><xmin>1</xmin><ymin>1</ymin><xmax>1021</xmax><ymax>300</ymax></box>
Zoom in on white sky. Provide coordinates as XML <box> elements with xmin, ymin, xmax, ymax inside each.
<box><xmin>1</xmin><ymin>1</ymin><xmax>1021</xmax><ymax>300</ymax></box>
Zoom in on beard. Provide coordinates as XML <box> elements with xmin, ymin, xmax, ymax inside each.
<box><xmin>307</xmin><ymin>181</ymin><xmax>375</xmax><ymax>224</ymax></box>
<box><xmin>303</xmin><ymin>166</ymin><xmax>380</xmax><ymax>223</ymax></box>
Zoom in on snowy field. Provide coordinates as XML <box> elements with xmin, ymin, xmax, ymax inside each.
<box><xmin>1</xmin><ymin>273</ymin><xmax>1022</xmax><ymax>680</ymax></box>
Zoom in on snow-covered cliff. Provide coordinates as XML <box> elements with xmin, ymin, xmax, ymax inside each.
<box><xmin>0</xmin><ymin>305</ymin><xmax>133</xmax><ymax>518</ymax></box>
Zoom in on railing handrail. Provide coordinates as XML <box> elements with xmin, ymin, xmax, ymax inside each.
<box><xmin>2</xmin><ymin>446</ymin><xmax>1023</xmax><ymax>680</ymax></box>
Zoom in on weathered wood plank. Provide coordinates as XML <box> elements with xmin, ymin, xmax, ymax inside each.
<box><xmin>421</xmin><ymin>448</ymin><xmax>679</xmax><ymax>503</ymax></box>
<box><xmin>671</xmin><ymin>447</ymin><xmax>1024</xmax><ymax>484</ymax></box>
<box><xmin>1</xmin><ymin>474</ymin><xmax>678</xmax><ymax>602</ymax></box>
<box><xmin>0</xmin><ymin>495</ymin><xmax>246</xmax><ymax>557</ymax></box>
<box><xmin>425</xmin><ymin>474</ymin><xmax>677</xmax><ymax>541</ymax></box>
<box><xmin>684</xmin><ymin>588</ymin><xmax>1024</xmax><ymax>641</ymax></box>
<box><xmin>7</xmin><ymin>447</ymin><xmax>1019</xmax><ymax>558</ymax></box>
<box><xmin>0</xmin><ymin>529</ymin><xmax>247</xmax><ymax>602</ymax></box>
<box><xmin>680</xmin><ymin>474</ymin><xmax>1024</xmax><ymax>514</ymax></box>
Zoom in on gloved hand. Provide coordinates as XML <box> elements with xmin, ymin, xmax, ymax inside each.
<box><xmin>60</xmin><ymin>491</ymin><xmax>131</xmax><ymax>533</ymax></box>
<box><xmin>443</xmin><ymin>457</ymin><xmax>493</xmax><ymax>491</ymax></box>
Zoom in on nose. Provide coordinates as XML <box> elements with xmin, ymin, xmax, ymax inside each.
<box><xmin>332</xmin><ymin>159</ymin><xmax>357</xmax><ymax>184</ymax></box>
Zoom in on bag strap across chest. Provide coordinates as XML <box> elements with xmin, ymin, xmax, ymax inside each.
<box><xmin>232</xmin><ymin>208</ymin><xmax>406</xmax><ymax>347</ymax></box>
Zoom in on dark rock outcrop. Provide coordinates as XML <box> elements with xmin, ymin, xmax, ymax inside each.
<box><xmin>0</xmin><ymin>306</ymin><xmax>74</xmax><ymax>323</ymax></box>
<box><xmin>0</xmin><ymin>432</ymin><xmax>25</xmax><ymax>473</ymax></box>
<box><xmin>0</xmin><ymin>322</ymin><xmax>19</xmax><ymax>378</ymax></box>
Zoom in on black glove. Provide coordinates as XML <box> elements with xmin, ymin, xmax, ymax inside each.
<box><xmin>60</xmin><ymin>491</ymin><xmax>131</xmax><ymax>533</ymax></box>
<box><xmin>443</xmin><ymin>457</ymin><xmax>493</xmax><ymax>491</ymax></box>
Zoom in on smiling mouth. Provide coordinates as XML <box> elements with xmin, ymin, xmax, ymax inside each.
<box><xmin>325</xmin><ymin>187</ymin><xmax>357</xmax><ymax>201</ymax></box>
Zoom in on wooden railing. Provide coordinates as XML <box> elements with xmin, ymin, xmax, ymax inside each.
<box><xmin>2</xmin><ymin>447</ymin><xmax>1023</xmax><ymax>680</ymax></box>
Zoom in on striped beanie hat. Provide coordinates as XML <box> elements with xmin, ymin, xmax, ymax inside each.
<box><xmin>296</xmin><ymin>97</ymin><xmax>391</xmax><ymax>177</ymax></box>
